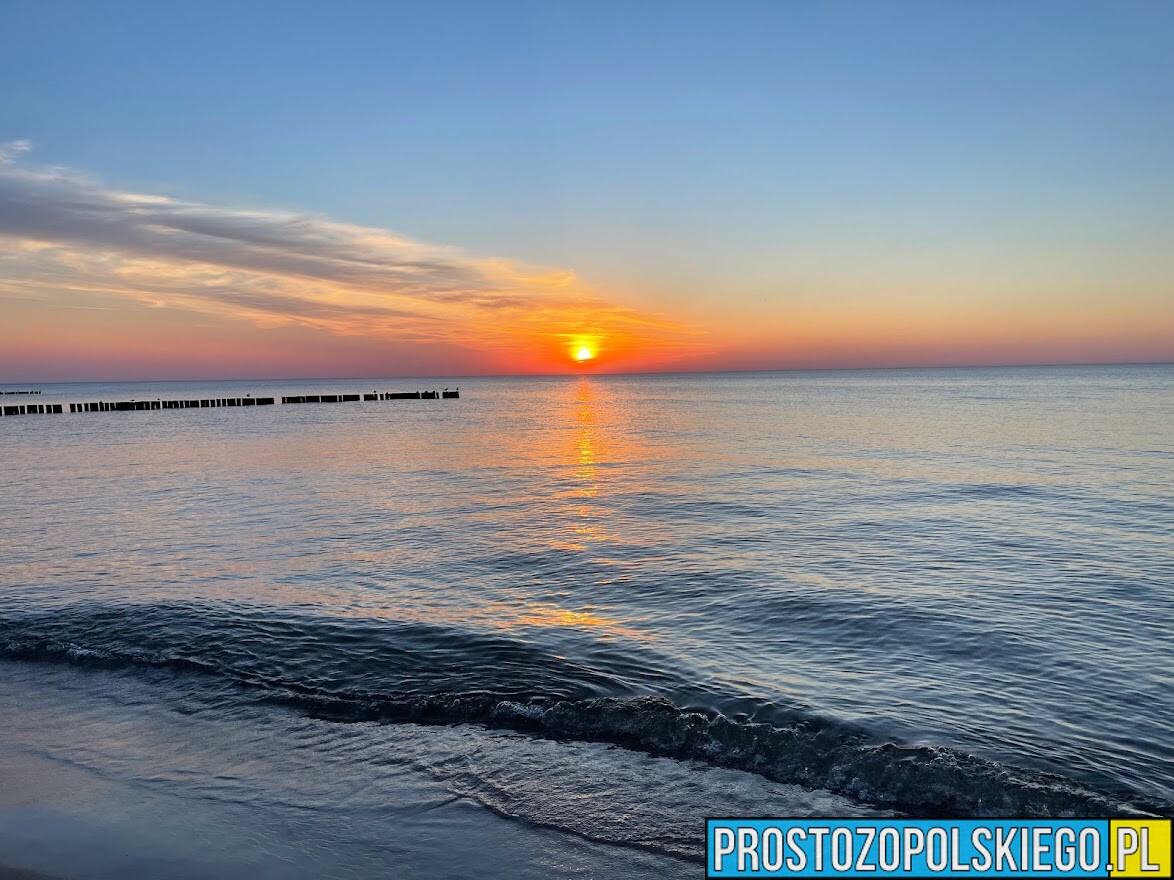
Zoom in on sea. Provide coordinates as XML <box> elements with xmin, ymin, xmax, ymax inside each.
<box><xmin>1</xmin><ymin>365</ymin><xmax>1172</xmax><ymax>878</ymax></box>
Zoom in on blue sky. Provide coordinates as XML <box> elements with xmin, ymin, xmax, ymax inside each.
<box><xmin>1</xmin><ymin>1</ymin><xmax>1172</xmax><ymax>378</ymax></box>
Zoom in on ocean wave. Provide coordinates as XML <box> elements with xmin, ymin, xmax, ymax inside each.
<box><xmin>264</xmin><ymin>690</ymin><xmax>1161</xmax><ymax>819</ymax></box>
<box><xmin>1</xmin><ymin>618</ymin><xmax>1165</xmax><ymax>820</ymax></box>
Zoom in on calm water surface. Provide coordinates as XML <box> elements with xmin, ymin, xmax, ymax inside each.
<box><xmin>1</xmin><ymin>366</ymin><xmax>1172</xmax><ymax>869</ymax></box>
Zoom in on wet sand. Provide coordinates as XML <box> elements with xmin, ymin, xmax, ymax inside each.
<box><xmin>0</xmin><ymin>664</ymin><xmax>690</xmax><ymax>880</ymax></box>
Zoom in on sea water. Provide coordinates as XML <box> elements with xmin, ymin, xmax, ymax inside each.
<box><xmin>1</xmin><ymin>365</ymin><xmax>1171</xmax><ymax>876</ymax></box>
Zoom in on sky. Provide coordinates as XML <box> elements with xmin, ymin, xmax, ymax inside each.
<box><xmin>1</xmin><ymin>0</ymin><xmax>1172</xmax><ymax>381</ymax></box>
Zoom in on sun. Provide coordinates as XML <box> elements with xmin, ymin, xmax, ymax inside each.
<box><xmin>574</xmin><ymin>345</ymin><xmax>595</xmax><ymax>363</ymax></box>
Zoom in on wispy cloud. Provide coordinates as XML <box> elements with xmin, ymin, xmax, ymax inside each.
<box><xmin>0</xmin><ymin>142</ymin><xmax>698</xmax><ymax>364</ymax></box>
<box><xmin>0</xmin><ymin>139</ymin><xmax>32</xmax><ymax>163</ymax></box>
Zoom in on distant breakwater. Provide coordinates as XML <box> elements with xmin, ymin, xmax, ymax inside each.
<box><xmin>1</xmin><ymin>388</ymin><xmax>459</xmax><ymax>417</ymax></box>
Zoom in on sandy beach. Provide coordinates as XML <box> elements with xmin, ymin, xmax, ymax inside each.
<box><xmin>0</xmin><ymin>663</ymin><xmax>701</xmax><ymax>879</ymax></box>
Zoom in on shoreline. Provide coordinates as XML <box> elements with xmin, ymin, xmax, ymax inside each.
<box><xmin>0</xmin><ymin>663</ymin><xmax>699</xmax><ymax>880</ymax></box>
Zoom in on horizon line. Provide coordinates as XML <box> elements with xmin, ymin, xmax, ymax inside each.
<box><xmin>5</xmin><ymin>358</ymin><xmax>1172</xmax><ymax>387</ymax></box>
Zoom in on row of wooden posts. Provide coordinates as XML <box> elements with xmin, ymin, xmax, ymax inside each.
<box><xmin>1</xmin><ymin>389</ymin><xmax>458</xmax><ymax>417</ymax></box>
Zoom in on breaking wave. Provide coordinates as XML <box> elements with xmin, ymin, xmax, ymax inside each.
<box><xmin>1</xmin><ymin>602</ymin><xmax>1166</xmax><ymax>820</ymax></box>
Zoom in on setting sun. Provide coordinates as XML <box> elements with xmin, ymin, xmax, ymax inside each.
<box><xmin>574</xmin><ymin>345</ymin><xmax>595</xmax><ymax>362</ymax></box>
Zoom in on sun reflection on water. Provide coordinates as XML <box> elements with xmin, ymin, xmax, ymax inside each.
<box><xmin>574</xmin><ymin>381</ymin><xmax>598</xmax><ymax>498</ymax></box>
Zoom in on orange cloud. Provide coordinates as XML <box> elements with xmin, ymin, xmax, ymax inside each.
<box><xmin>0</xmin><ymin>142</ymin><xmax>703</xmax><ymax>375</ymax></box>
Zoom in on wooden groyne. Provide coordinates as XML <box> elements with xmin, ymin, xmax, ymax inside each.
<box><xmin>1</xmin><ymin>388</ymin><xmax>457</xmax><ymax>417</ymax></box>
<box><xmin>3</xmin><ymin>403</ymin><xmax>64</xmax><ymax>415</ymax></box>
<box><xmin>68</xmin><ymin>397</ymin><xmax>276</xmax><ymax>412</ymax></box>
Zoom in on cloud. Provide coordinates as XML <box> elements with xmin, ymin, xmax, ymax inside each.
<box><xmin>0</xmin><ymin>143</ymin><xmax>698</xmax><ymax>363</ymax></box>
<box><xmin>0</xmin><ymin>139</ymin><xmax>32</xmax><ymax>163</ymax></box>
